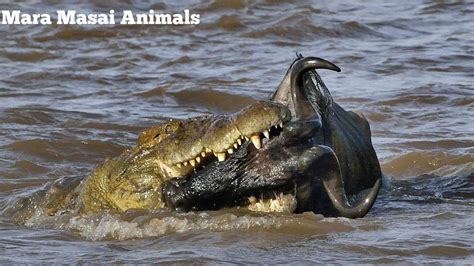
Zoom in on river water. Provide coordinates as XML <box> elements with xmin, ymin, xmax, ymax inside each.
<box><xmin>0</xmin><ymin>0</ymin><xmax>473</xmax><ymax>263</ymax></box>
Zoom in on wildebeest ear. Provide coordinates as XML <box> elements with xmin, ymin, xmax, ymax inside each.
<box><xmin>270</xmin><ymin>53</ymin><xmax>304</xmax><ymax>104</ymax></box>
<box><xmin>271</xmin><ymin>61</ymin><xmax>293</xmax><ymax>105</ymax></box>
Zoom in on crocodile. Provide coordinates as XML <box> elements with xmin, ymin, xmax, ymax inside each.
<box><xmin>3</xmin><ymin>100</ymin><xmax>290</xmax><ymax>222</ymax></box>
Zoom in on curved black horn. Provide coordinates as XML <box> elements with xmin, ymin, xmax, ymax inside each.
<box><xmin>288</xmin><ymin>57</ymin><xmax>341</xmax><ymax>120</ymax></box>
<box><xmin>290</xmin><ymin>56</ymin><xmax>341</xmax><ymax>89</ymax></box>
<box><xmin>305</xmin><ymin>145</ymin><xmax>380</xmax><ymax>218</ymax></box>
<box><xmin>291</xmin><ymin>56</ymin><xmax>341</xmax><ymax>77</ymax></box>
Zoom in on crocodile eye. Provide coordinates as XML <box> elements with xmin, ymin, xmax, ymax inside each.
<box><xmin>154</xmin><ymin>133</ymin><xmax>161</xmax><ymax>140</ymax></box>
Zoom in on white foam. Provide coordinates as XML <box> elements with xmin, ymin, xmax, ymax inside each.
<box><xmin>58</xmin><ymin>210</ymin><xmax>301</xmax><ymax>241</ymax></box>
<box><xmin>247</xmin><ymin>193</ymin><xmax>297</xmax><ymax>213</ymax></box>
<box><xmin>19</xmin><ymin>195</ymin><xmax>322</xmax><ymax>241</ymax></box>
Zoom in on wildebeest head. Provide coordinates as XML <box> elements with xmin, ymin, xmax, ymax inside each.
<box><xmin>162</xmin><ymin>55</ymin><xmax>381</xmax><ymax>218</ymax></box>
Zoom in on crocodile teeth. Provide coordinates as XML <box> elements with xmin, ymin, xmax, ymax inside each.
<box><xmin>189</xmin><ymin>159</ymin><xmax>196</xmax><ymax>167</ymax></box>
<box><xmin>227</xmin><ymin>148</ymin><xmax>234</xmax><ymax>154</ymax></box>
<box><xmin>196</xmin><ymin>156</ymin><xmax>201</xmax><ymax>163</ymax></box>
<box><xmin>237</xmin><ymin>139</ymin><xmax>242</xmax><ymax>145</ymax></box>
<box><xmin>201</xmin><ymin>152</ymin><xmax>206</xmax><ymax>157</ymax></box>
<box><xmin>233</xmin><ymin>143</ymin><xmax>238</xmax><ymax>149</ymax></box>
<box><xmin>279</xmin><ymin>122</ymin><xmax>283</xmax><ymax>128</ymax></box>
<box><xmin>183</xmin><ymin>161</ymin><xmax>188</xmax><ymax>166</ymax></box>
<box><xmin>217</xmin><ymin>152</ymin><xmax>226</xmax><ymax>162</ymax></box>
<box><xmin>206</xmin><ymin>148</ymin><xmax>212</xmax><ymax>153</ymax></box>
<box><xmin>176</xmin><ymin>163</ymin><xmax>182</xmax><ymax>168</ymax></box>
<box><xmin>251</xmin><ymin>135</ymin><xmax>262</xmax><ymax>149</ymax></box>
<box><xmin>263</xmin><ymin>130</ymin><xmax>270</xmax><ymax>139</ymax></box>
<box><xmin>245</xmin><ymin>136</ymin><xmax>249</xmax><ymax>141</ymax></box>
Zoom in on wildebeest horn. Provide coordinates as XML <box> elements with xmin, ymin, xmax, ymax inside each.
<box><xmin>290</xmin><ymin>56</ymin><xmax>341</xmax><ymax>79</ymax></box>
<box><xmin>305</xmin><ymin>145</ymin><xmax>381</xmax><ymax>218</ymax></box>
<box><xmin>289</xmin><ymin>57</ymin><xmax>341</xmax><ymax>120</ymax></box>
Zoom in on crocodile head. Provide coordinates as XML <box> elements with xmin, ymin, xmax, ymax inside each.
<box><xmin>79</xmin><ymin>100</ymin><xmax>291</xmax><ymax>213</ymax></box>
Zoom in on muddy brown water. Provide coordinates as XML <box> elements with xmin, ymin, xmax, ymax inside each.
<box><xmin>0</xmin><ymin>0</ymin><xmax>473</xmax><ymax>263</ymax></box>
